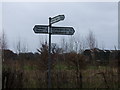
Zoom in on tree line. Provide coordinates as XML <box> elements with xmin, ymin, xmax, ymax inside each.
<box><xmin>0</xmin><ymin>30</ymin><xmax>99</xmax><ymax>54</ymax></box>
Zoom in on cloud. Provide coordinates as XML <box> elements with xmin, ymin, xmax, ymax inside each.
<box><xmin>2</xmin><ymin>2</ymin><xmax>118</xmax><ymax>52</ymax></box>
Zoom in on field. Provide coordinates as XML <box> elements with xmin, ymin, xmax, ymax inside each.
<box><xmin>2</xmin><ymin>56</ymin><xmax>119</xmax><ymax>88</ymax></box>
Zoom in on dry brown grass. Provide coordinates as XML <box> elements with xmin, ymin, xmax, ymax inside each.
<box><xmin>2</xmin><ymin>58</ymin><xmax>119</xmax><ymax>88</ymax></box>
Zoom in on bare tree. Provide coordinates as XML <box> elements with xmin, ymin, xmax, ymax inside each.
<box><xmin>37</xmin><ymin>40</ymin><xmax>48</xmax><ymax>70</ymax></box>
<box><xmin>21</xmin><ymin>41</ymin><xmax>28</xmax><ymax>53</ymax></box>
<box><xmin>86</xmin><ymin>30</ymin><xmax>98</xmax><ymax>49</ymax></box>
<box><xmin>60</xmin><ymin>38</ymin><xmax>65</xmax><ymax>53</ymax></box>
<box><xmin>52</xmin><ymin>43</ymin><xmax>63</xmax><ymax>54</ymax></box>
<box><xmin>72</xmin><ymin>35</ymin><xmax>86</xmax><ymax>54</ymax></box>
<box><xmin>0</xmin><ymin>30</ymin><xmax>8</xmax><ymax>50</ymax></box>
<box><xmin>60</xmin><ymin>38</ymin><xmax>68</xmax><ymax>53</ymax></box>
<box><xmin>68</xmin><ymin>36</ymin><xmax>74</xmax><ymax>52</ymax></box>
<box><xmin>0</xmin><ymin>30</ymin><xmax>8</xmax><ymax>62</ymax></box>
<box><xmin>14</xmin><ymin>38</ymin><xmax>28</xmax><ymax>54</ymax></box>
<box><xmin>79</xmin><ymin>37</ymin><xmax>88</xmax><ymax>53</ymax></box>
<box><xmin>101</xmin><ymin>41</ymin><xmax>105</xmax><ymax>50</ymax></box>
<box><xmin>16</xmin><ymin>38</ymin><xmax>21</xmax><ymax>54</ymax></box>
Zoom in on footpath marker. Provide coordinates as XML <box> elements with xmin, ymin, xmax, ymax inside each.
<box><xmin>33</xmin><ymin>25</ymin><xmax>48</xmax><ymax>34</ymax></box>
<box><xmin>51</xmin><ymin>15</ymin><xmax>65</xmax><ymax>24</ymax></box>
<box><xmin>33</xmin><ymin>15</ymin><xmax>75</xmax><ymax>88</ymax></box>
<box><xmin>51</xmin><ymin>26</ymin><xmax>75</xmax><ymax>35</ymax></box>
<box><xmin>33</xmin><ymin>25</ymin><xmax>75</xmax><ymax>35</ymax></box>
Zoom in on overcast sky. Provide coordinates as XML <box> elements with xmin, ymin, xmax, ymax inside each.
<box><xmin>2</xmin><ymin>2</ymin><xmax>118</xmax><ymax>52</ymax></box>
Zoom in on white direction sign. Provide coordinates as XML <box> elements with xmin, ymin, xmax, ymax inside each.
<box><xmin>33</xmin><ymin>25</ymin><xmax>48</xmax><ymax>34</ymax></box>
<box><xmin>51</xmin><ymin>15</ymin><xmax>65</xmax><ymax>24</ymax></box>
<box><xmin>51</xmin><ymin>26</ymin><xmax>75</xmax><ymax>35</ymax></box>
<box><xmin>33</xmin><ymin>25</ymin><xmax>75</xmax><ymax>35</ymax></box>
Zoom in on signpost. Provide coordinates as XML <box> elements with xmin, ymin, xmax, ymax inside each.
<box><xmin>51</xmin><ymin>15</ymin><xmax>65</xmax><ymax>24</ymax></box>
<box><xmin>48</xmin><ymin>17</ymin><xmax>52</xmax><ymax>88</ymax></box>
<box><xmin>33</xmin><ymin>25</ymin><xmax>75</xmax><ymax>35</ymax></box>
<box><xmin>51</xmin><ymin>26</ymin><xmax>75</xmax><ymax>35</ymax></box>
<box><xmin>33</xmin><ymin>15</ymin><xmax>75</xmax><ymax>88</ymax></box>
<box><xmin>33</xmin><ymin>25</ymin><xmax>48</xmax><ymax>34</ymax></box>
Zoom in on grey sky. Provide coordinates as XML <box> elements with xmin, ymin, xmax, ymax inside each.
<box><xmin>0</xmin><ymin>2</ymin><xmax>2</xmax><ymax>34</ymax></box>
<box><xmin>2</xmin><ymin>2</ymin><xmax>118</xmax><ymax>52</ymax></box>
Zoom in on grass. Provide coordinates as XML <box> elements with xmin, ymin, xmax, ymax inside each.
<box><xmin>54</xmin><ymin>63</ymin><xmax>68</xmax><ymax>70</ymax></box>
<box><xmin>23</xmin><ymin>65</ymin><xmax>37</xmax><ymax>71</ymax></box>
<box><xmin>2</xmin><ymin>59</ymin><xmax>119</xmax><ymax>88</ymax></box>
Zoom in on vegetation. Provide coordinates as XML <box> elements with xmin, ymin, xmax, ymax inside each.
<box><xmin>2</xmin><ymin>47</ymin><xmax>119</xmax><ymax>88</ymax></box>
<box><xmin>1</xmin><ymin>30</ymin><xmax>119</xmax><ymax>89</ymax></box>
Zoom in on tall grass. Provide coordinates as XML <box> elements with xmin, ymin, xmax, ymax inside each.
<box><xmin>2</xmin><ymin>58</ymin><xmax>118</xmax><ymax>88</ymax></box>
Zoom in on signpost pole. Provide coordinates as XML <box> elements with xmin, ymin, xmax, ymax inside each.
<box><xmin>48</xmin><ymin>17</ymin><xmax>51</xmax><ymax>88</ymax></box>
<box><xmin>33</xmin><ymin>15</ymin><xmax>74</xmax><ymax>88</ymax></box>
